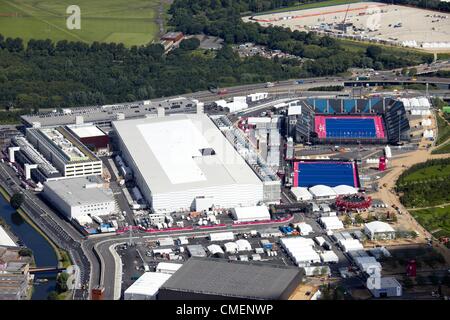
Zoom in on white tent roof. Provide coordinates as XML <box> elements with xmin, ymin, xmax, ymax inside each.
<box><xmin>207</xmin><ymin>244</ymin><xmax>225</xmax><ymax>255</ymax></box>
<box><xmin>320</xmin><ymin>216</ymin><xmax>344</xmax><ymax>230</ymax></box>
<box><xmin>235</xmin><ymin>239</ymin><xmax>252</xmax><ymax>251</ymax></box>
<box><xmin>223</xmin><ymin>242</ymin><xmax>238</xmax><ymax>253</ymax></box>
<box><xmin>332</xmin><ymin>185</ymin><xmax>358</xmax><ymax>196</ymax></box>
<box><xmin>400</xmin><ymin>98</ymin><xmax>410</xmax><ymax>107</ymax></box>
<box><xmin>309</xmin><ymin>185</ymin><xmax>336</xmax><ymax>198</ymax></box>
<box><xmin>0</xmin><ymin>226</ymin><xmax>17</xmax><ymax>247</ymax></box>
<box><xmin>215</xmin><ymin>99</ymin><xmax>228</xmax><ymax>108</ymax></box>
<box><xmin>354</xmin><ymin>256</ymin><xmax>382</xmax><ymax>273</ymax></box>
<box><xmin>418</xmin><ymin>97</ymin><xmax>430</xmax><ymax>108</ymax></box>
<box><xmin>288</xmin><ymin>104</ymin><xmax>302</xmax><ymax>116</ymax></box>
<box><xmin>232</xmin><ymin>205</ymin><xmax>271</xmax><ymax>221</ymax></box>
<box><xmin>291</xmin><ymin>187</ymin><xmax>313</xmax><ymax>201</ymax></box>
<box><xmin>124</xmin><ymin>272</ymin><xmax>172</xmax><ymax>299</ymax></box>
<box><xmin>339</xmin><ymin>239</ymin><xmax>364</xmax><ymax>252</ymax></box>
<box><xmin>156</xmin><ymin>262</ymin><xmax>182</xmax><ymax>274</ymax></box>
<box><xmin>295</xmin><ymin>222</ymin><xmax>314</xmax><ymax>235</ymax></box>
<box><xmin>364</xmin><ymin>221</ymin><xmax>395</xmax><ymax>234</ymax></box>
<box><xmin>281</xmin><ymin>237</ymin><xmax>320</xmax><ymax>265</ymax></box>
<box><xmin>320</xmin><ymin>250</ymin><xmax>339</xmax><ymax>263</ymax></box>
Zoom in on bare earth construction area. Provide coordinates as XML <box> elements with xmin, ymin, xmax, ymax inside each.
<box><xmin>244</xmin><ymin>2</ymin><xmax>450</xmax><ymax>51</ymax></box>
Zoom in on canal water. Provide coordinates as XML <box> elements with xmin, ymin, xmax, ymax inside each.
<box><xmin>0</xmin><ymin>194</ymin><xmax>58</xmax><ymax>299</ymax></box>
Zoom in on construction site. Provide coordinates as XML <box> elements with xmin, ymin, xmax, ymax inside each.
<box><xmin>244</xmin><ymin>2</ymin><xmax>450</xmax><ymax>51</ymax></box>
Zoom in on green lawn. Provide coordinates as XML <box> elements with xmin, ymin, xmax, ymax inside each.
<box><xmin>432</xmin><ymin>142</ymin><xmax>450</xmax><ymax>155</ymax></box>
<box><xmin>0</xmin><ymin>0</ymin><xmax>160</xmax><ymax>46</ymax></box>
<box><xmin>412</xmin><ymin>205</ymin><xmax>450</xmax><ymax>238</ymax></box>
<box><xmin>401</xmin><ymin>163</ymin><xmax>450</xmax><ymax>183</ymax></box>
<box><xmin>436</xmin><ymin>112</ymin><xmax>450</xmax><ymax>146</ymax></box>
<box><xmin>256</xmin><ymin>0</ymin><xmax>360</xmax><ymax>15</ymax></box>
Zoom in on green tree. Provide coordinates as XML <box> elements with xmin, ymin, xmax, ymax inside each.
<box><xmin>47</xmin><ymin>291</ymin><xmax>58</xmax><ymax>300</ymax></box>
<box><xmin>179</xmin><ymin>38</ymin><xmax>201</xmax><ymax>50</ymax></box>
<box><xmin>343</xmin><ymin>216</ymin><xmax>352</xmax><ymax>227</ymax></box>
<box><xmin>56</xmin><ymin>272</ymin><xmax>69</xmax><ymax>293</ymax></box>
<box><xmin>10</xmin><ymin>193</ymin><xmax>24</xmax><ymax>210</ymax></box>
<box><xmin>366</xmin><ymin>45</ymin><xmax>382</xmax><ymax>59</ymax></box>
<box><xmin>18</xmin><ymin>248</ymin><xmax>33</xmax><ymax>257</ymax></box>
<box><xmin>355</xmin><ymin>214</ymin><xmax>364</xmax><ymax>225</ymax></box>
<box><xmin>409</xmin><ymin>68</ymin><xmax>418</xmax><ymax>77</ymax></box>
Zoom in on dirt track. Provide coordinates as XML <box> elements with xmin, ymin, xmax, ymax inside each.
<box><xmin>371</xmin><ymin>112</ymin><xmax>450</xmax><ymax>264</ymax></box>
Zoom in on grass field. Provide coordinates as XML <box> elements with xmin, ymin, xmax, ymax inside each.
<box><xmin>436</xmin><ymin>113</ymin><xmax>450</xmax><ymax>146</ymax></box>
<box><xmin>256</xmin><ymin>0</ymin><xmax>359</xmax><ymax>15</ymax></box>
<box><xmin>432</xmin><ymin>142</ymin><xmax>450</xmax><ymax>155</ymax></box>
<box><xmin>401</xmin><ymin>163</ymin><xmax>450</xmax><ymax>183</ymax></box>
<box><xmin>0</xmin><ymin>0</ymin><xmax>161</xmax><ymax>46</ymax></box>
<box><xmin>412</xmin><ymin>205</ymin><xmax>450</xmax><ymax>238</ymax></box>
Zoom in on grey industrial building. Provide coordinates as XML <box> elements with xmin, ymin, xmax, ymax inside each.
<box><xmin>42</xmin><ymin>176</ymin><xmax>115</xmax><ymax>220</ymax></box>
<box><xmin>25</xmin><ymin>126</ymin><xmax>102</xmax><ymax>178</ymax></box>
<box><xmin>158</xmin><ymin>257</ymin><xmax>303</xmax><ymax>300</ymax></box>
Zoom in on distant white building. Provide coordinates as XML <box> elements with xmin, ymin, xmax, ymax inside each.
<box><xmin>280</xmin><ymin>237</ymin><xmax>321</xmax><ymax>267</ymax></box>
<box><xmin>319</xmin><ymin>216</ymin><xmax>344</xmax><ymax>231</ymax></box>
<box><xmin>364</xmin><ymin>221</ymin><xmax>396</xmax><ymax>240</ymax></box>
<box><xmin>0</xmin><ymin>226</ymin><xmax>17</xmax><ymax>247</ymax></box>
<box><xmin>309</xmin><ymin>185</ymin><xmax>337</xmax><ymax>200</ymax></box>
<box><xmin>290</xmin><ymin>187</ymin><xmax>313</xmax><ymax>201</ymax></box>
<box><xmin>42</xmin><ymin>176</ymin><xmax>115</xmax><ymax>220</ymax></box>
<box><xmin>367</xmin><ymin>277</ymin><xmax>402</xmax><ymax>298</ymax></box>
<box><xmin>230</xmin><ymin>205</ymin><xmax>271</xmax><ymax>222</ymax></box>
<box><xmin>155</xmin><ymin>262</ymin><xmax>182</xmax><ymax>275</ymax></box>
<box><xmin>294</xmin><ymin>222</ymin><xmax>314</xmax><ymax>236</ymax></box>
<box><xmin>113</xmin><ymin>114</ymin><xmax>263</xmax><ymax>213</ymax></box>
<box><xmin>124</xmin><ymin>272</ymin><xmax>172</xmax><ymax>300</ymax></box>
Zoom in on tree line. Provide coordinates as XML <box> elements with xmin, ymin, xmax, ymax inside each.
<box><xmin>378</xmin><ymin>0</ymin><xmax>450</xmax><ymax>12</ymax></box>
<box><xmin>0</xmin><ymin>0</ymin><xmax>434</xmax><ymax>117</ymax></box>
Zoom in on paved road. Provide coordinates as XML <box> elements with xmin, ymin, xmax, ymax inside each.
<box><xmin>0</xmin><ymin>162</ymin><xmax>94</xmax><ymax>299</ymax></box>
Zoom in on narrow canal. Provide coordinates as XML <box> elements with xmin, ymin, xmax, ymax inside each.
<box><xmin>0</xmin><ymin>194</ymin><xmax>58</xmax><ymax>299</ymax></box>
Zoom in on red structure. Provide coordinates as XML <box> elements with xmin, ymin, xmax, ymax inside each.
<box><xmin>91</xmin><ymin>286</ymin><xmax>105</xmax><ymax>300</ymax></box>
<box><xmin>406</xmin><ymin>260</ymin><xmax>417</xmax><ymax>277</ymax></box>
<box><xmin>335</xmin><ymin>194</ymin><xmax>372</xmax><ymax>211</ymax></box>
<box><xmin>378</xmin><ymin>156</ymin><xmax>387</xmax><ymax>171</ymax></box>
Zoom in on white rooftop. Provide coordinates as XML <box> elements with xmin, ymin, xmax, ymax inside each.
<box><xmin>332</xmin><ymin>185</ymin><xmax>358</xmax><ymax>196</ymax></box>
<box><xmin>291</xmin><ymin>187</ymin><xmax>313</xmax><ymax>201</ymax></box>
<box><xmin>365</xmin><ymin>221</ymin><xmax>395</xmax><ymax>234</ymax></box>
<box><xmin>288</xmin><ymin>104</ymin><xmax>302</xmax><ymax>116</ymax></box>
<box><xmin>43</xmin><ymin>176</ymin><xmax>113</xmax><ymax>207</ymax></box>
<box><xmin>112</xmin><ymin>114</ymin><xmax>262</xmax><ymax>194</ymax></box>
<box><xmin>68</xmin><ymin>125</ymin><xmax>106</xmax><ymax>138</ymax></box>
<box><xmin>232</xmin><ymin>205</ymin><xmax>270</xmax><ymax>221</ymax></box>
<box><xmin>309</xmin><ymin>185</ymin><xmax>336</xmax><ymax>198</ymax></box>
<box><xmin>156</xmin><ymin>262</ymin><xmax>183</xmax><ymax>273</ymax></box>
<box><xmin>124</xmin><ymin>272</ymin><xmax>172</xmax><ymax>299</ymax></box>
<box><xmin>0</xmin><ymin>226</ymin><xmax>17</xmax><ymax>247</ymax></box>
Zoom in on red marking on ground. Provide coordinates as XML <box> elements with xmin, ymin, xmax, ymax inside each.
<box><xmin>253</xmin><ymin>4</ymin><xmax>388</xmax><ymax>23</ymax></box>
<box><xmin>231</xmin><ymin>215</ymin><xmax>293</xmax><ymax>227</ymax></box>
<box><xmin>198</xmin><ymin>224</ymin><xmax>227</xmax><ymax>229</ymax></box>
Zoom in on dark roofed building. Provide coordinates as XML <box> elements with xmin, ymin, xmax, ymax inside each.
<box><xmin>158</xmin><ymin>257</ymin><xmax>303</xmax><ymax>300</ymax></box>
<box><xmin>161</xmin><ymin>32</ymin><xmax>184</xmax><ymax>42</ymax></box>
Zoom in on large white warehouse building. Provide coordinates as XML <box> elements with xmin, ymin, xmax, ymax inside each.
<box><xmin>42</xmin><ymin>176</ymin><xmax>115</xmax><ymax>220</ymax></box>
<box><xmin>113</xmin><ymin>114</ymin><xmax>264</xmax><ymax>213</ymax></box>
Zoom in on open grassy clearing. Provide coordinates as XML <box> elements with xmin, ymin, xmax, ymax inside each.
<box><xmin>400</xmin><ymin>163</ymin><xmax>450</xmax><ymax>183</ymax></box>
<box><xmin>436</xmin><ymin>112</ymin><xmax>450</xmax><ymax>146</ymax></box>
<box><xmin>0</xmin><ymin>0</ymin><xmax>161</xmax><ymax>46</ymax></box>
<box><xmin>412</xmin><ymin>205</ymin><xmax>450</xmax><ymax>238</ymax></box>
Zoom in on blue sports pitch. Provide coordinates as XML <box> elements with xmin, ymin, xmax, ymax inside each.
<box><xmin>325</xmin><ymin>118</ymin><xmax>376</xmax><ymax>138</ymax></box>
<box><xmin>294</xmin><ymin>161</ymin><xmax>358</xmax><ymax>187</ymax></box>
